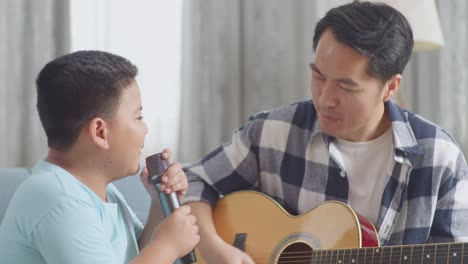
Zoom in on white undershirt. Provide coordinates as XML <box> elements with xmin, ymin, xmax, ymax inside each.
<box><xmin>335</xmin><ymin>128</ymin><xmax>395</xmax><ymax>224</ymax></box>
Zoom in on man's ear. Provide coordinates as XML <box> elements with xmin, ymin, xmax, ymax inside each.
<box><xmin>383</xmin><ymin>74</ymin><xmax>402</xmax><ymax>102</ymax></box>
<box><xmin>88</xmin><ymin>117</ymin><xmax>110</xmax><ymax>150</ymax></box>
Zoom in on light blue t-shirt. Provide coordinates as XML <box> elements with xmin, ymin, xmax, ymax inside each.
<box><xmin>0</xmin><ymin>161</ymin><xmax>144</xmax><ymax>264</ymax></box>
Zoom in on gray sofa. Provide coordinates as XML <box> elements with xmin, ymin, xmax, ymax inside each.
<box><xmin>0</xmin><ymin>167</ymin><xmax>150</xmax><ymax>223</ymax></box>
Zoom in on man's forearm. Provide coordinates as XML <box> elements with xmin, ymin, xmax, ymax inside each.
<box><xmin>131</xmin><ymin>238</ymin><xmax>177</xmax><ymax>264</ymax></box>
<box><xmin>186</xmin><ymin>201</ymin><xmax>222</xmax><ymax>252</ymax></box>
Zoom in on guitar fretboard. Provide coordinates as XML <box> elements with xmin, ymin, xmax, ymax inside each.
<box><xmin>280</xmin><ymin>242</ymin><xmax>466</xmax><ymax>263</ymax></box>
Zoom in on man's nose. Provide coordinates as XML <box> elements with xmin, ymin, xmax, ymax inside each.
<box><xmin>319</xmin><ymin>82</ymin><xmax>339</xmax><ymax>108</ymax></box>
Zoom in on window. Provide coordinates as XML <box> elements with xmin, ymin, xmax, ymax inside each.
<box><xmin>70</xmin><ymin>0</ymin><xmax>182</xmax><ymax>159</ymax></box>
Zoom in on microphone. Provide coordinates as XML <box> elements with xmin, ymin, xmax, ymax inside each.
<box><xmin>145</xmin><ymin>153</ymin><xmax>197</xmax><ymax>264</ymax></box>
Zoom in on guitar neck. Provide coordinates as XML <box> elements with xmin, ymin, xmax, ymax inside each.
<box><xmin>311</xmin><ymin>242</ymin><xmax>467</xmax><ymax>263</ymax></box>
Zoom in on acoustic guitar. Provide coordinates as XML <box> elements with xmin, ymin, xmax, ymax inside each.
<box><xmin>195</xmin><ymin>191</ymin><xmax>467</xmax><ymax>264</ymax></box>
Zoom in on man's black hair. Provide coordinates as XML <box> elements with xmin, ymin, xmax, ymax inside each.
<box><xmin>313</xmin><ymin>1</ymin><xmax>414</xmax><ymax>81</ymax></box>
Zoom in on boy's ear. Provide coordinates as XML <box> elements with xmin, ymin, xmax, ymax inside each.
<box><xmin>383</xmin><ymin>74</ymin><xmax>402</xmax><ymax>102</ymax></box>
<box><xmin>88</xmin><ymin>117</ymin><xmax>110</xmax><ymax>150</ymax></box>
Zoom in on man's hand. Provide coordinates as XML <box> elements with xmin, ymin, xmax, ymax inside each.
<box><xmin>186</xmin><ymin>201</ymin><xmax>255</xmax><ymax>264</ymax></box>
<box><xmin>200</xmin><ymin>239</ymin><xmax>255</xmax><ymax>264</ymax></box>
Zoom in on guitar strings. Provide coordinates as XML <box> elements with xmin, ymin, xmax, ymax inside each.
<box><xmin>244</xmin><ymin>245</ymin><xmax>465</xmax><ymax>255</ymax></box>
<box><xmin>241</xmin><ymin>252</ymin><xmax>463</xmax><ymax>264</ymax></box>
<box><xmin>247</xmin><ymin>249</ymin><xmax>463</xmax><ymax>255</ymax></box>
<box><xmin>243</xmin><ymin>248</ymin><xmax>465</xmax><ymax>260</ymax></box>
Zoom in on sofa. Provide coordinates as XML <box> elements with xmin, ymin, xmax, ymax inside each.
<box><xmin>0</xmin><ymin>167</ymin><xmax>150</xmax><ymax>223</ymax></box>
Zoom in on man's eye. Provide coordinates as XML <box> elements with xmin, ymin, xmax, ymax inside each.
<box><xmin>339</xmin><ymin>86</ymin><xmax>354</xmax><ymax>92</ymax></box>
<box><xmin>313</xmin><ymin>75</ymin><xmax>325</xmax><ymax>81</ymax></box>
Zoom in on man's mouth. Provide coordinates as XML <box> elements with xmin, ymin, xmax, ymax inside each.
<box><xmin>319</xmin><ymin>111</ymin><xmax>340</xmax><ymax>121</ymax></box>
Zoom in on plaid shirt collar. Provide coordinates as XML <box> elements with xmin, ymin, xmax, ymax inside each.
<box><xmin>311</xmin><ymin>100</ymin><xmax>423</xmax><ymax>157</ymax></box>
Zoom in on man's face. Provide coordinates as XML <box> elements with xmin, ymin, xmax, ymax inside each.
<box><xmin>311</xmin><ymin>29</ymin><xmax>390</xmax><ymax>142</ymax></box>
<box><xmin>107</xmin><ymin>81</ymin><xmax>148</xmax><ymax>176</ymax></box>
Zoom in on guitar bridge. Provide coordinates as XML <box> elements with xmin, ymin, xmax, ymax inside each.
<box><xmin>233</xmin><ymin>233</ymin><xmax>247</xmax><ymax>251</ymax></box>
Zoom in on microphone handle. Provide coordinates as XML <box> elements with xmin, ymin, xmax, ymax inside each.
<box><xmin>153</xmin><ymin>181</ymin><xmax>197</xmax><ymax>264</ymax></box>
<box><xmin>157</xmin><ymin>188</ymin><xmax>180</xmax><ymax>216</ymax></box>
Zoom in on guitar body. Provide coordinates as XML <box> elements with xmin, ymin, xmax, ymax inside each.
<box><xmin>196</xmin><ymin>191</ymin><xmax>379</xmax><ymax>264</ymax></box>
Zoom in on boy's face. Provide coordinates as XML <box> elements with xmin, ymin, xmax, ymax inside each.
<box><xmin>107</xmin><ymin>81</ymin><xmax>148</xmax><ymax>176</ymax></box>
<box><xmin>310</xmin><ymin>29</ymin><xmax>391</xmax><ymax>142</ymax></box>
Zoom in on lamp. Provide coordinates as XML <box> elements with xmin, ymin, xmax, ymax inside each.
<box><xmin>368</xmin><ymin>0</ymin><xmax>444</xmax><ymax>51</ymax></box>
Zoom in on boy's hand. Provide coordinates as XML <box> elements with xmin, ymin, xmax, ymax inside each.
<box><xmin>140</xmin><ymin>148</ymin><xmax>189</xmax><ymax>200</ymax></box>
<box><xmin>151</xmin><ymin>205</ymin><xmax>200</xmax><ymax>259</ymax></box>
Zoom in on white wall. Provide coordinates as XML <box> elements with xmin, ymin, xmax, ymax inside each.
<box><xmin>70</xmin><ymin>0</ymin><xmax>182</xmax><ymax>160</ymax></box>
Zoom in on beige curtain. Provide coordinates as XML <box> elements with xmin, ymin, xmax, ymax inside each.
<box><xmin>401</xmin><ymin>0</ymin><xmax>468</xmax><ymax>152</ymax></box>
<box><xmin>179</xmin><ymin>0</ymin><xmax>343</xmax><ymax>162</ymax></box>
<box><xmin>179</xmin><ymin>0</ymin><xmax>468</xmax><ymax>163</ymax></box>
<box><xmin>0</xmin><ymin>0</ymin><xmax>70</xmax><ymax>167</ymax></box>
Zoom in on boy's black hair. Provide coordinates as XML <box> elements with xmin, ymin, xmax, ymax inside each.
<box><xmin>36</xmin><ymin>50</ymin><xmax>138</xmax><ymax>150</ymax></box>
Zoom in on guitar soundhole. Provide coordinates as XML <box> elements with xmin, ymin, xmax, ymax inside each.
<box><xmin>277</xmin><ymin>242</ymin><xmax>313</xmax><ymax>263</ymax></box>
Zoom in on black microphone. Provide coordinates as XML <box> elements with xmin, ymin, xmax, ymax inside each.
<box><xmin>145</xmin><ymin>153</ymin><xmax>197</xmax><ymax>264</ymax></box>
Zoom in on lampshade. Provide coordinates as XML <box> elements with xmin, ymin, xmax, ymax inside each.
<box><xmin>368</xmin><ymin>0</ymin><xmax>444</xmax><ymax>51</ymax></box>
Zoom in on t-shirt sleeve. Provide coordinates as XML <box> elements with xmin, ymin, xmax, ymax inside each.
<box><xmin>30</xmin><ymin>197</ymin><xmax>118</xmax><ymax>264</ymax></box>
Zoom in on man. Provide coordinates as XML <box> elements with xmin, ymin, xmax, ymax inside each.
<box><xmin>182</xmin><ymin>1</ymin><xmax>468</xmax><ymax>263</ymax></box>
<box><xmin>0</xmin><ymin>50</ymin><xmax>199</xmax><ymax>263</ymax></box>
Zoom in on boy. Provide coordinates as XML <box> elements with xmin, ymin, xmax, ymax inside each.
<box><xmin>0</xmin><ymin>50</ymin><xmax>199</xmax><ymax>263</ymax></box>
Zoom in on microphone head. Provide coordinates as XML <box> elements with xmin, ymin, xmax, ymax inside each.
<box><xmin>145</xmin><ymin>153</ymin><xmax>169</xmax><ymax>177</ymax></box>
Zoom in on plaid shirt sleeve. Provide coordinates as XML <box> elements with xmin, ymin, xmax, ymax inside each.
<box><xmin>182</xmin><ymin>111</ymin><xmax>268</xmax><ymax>206</ymax></box>
<box><xmin>182</xmin><ymin>100</ymin><xmax>468</xmax><ymax>245</ymax></box>
<box><xmin>429</xmin><ymin>137</ymin><xmax>468</xmax><ymax>243</ymax></box>
<box><xmin>379</xmin><ymin>106</ymin><xmax>468</xmax><ymax>245</ymax></box>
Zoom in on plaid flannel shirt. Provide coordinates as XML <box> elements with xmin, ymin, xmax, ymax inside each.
<box><xmin>183</xmin><ymin>100</ymin><xmax>468</xmax><ymax>245</ymax></box>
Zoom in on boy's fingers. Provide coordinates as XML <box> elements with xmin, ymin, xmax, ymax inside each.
<box><xmin>161</xmin><ymin>149</ymin><xmax>172</xmax><ymax>162</ymax></box>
